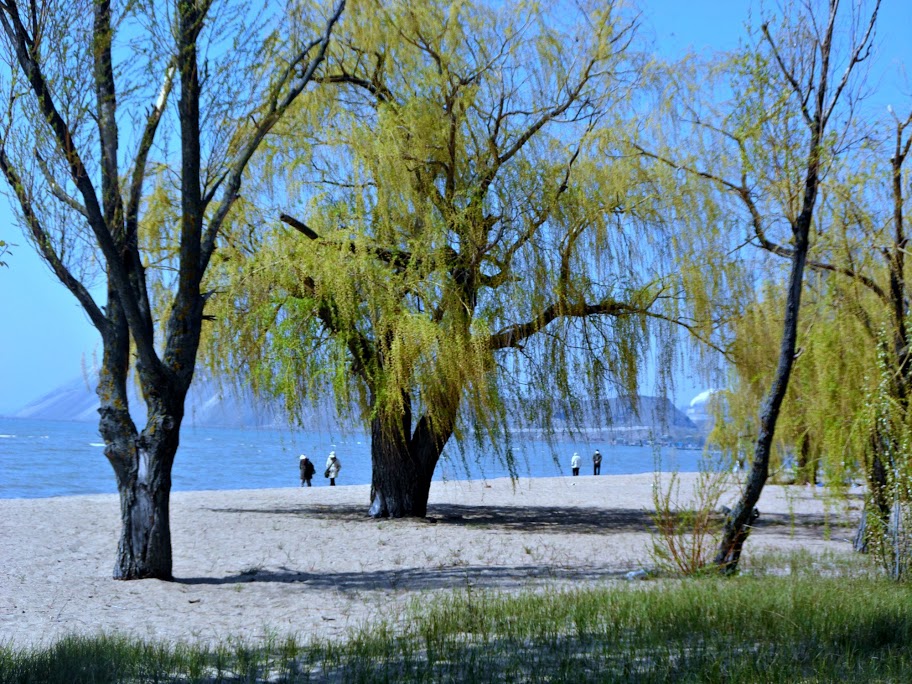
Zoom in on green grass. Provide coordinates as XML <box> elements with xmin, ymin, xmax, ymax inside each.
<box><xmin>4</xmin><ymin>563</ymin><xmax>912</xmax><ymax>682</ymax></box>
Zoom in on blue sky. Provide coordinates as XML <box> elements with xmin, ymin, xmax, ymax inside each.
<box><xmin>0</xmin><ymin>0</ymin><xmax>908</xmax><ymax>415</ymax></box>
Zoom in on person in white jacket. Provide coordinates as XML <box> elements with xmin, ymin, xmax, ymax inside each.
<box><xmin>570</xmin><ymin>452</ymin><xmax>581</xmax><ymax>477</ymax></box>
<box><xmin>325</xmin><ymin>451</ymin><xmax>341</xmax><ymax>486</ymax></box>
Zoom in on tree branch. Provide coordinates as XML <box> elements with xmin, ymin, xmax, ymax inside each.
<box><xmin>488</xmin><ymin>297</ymin><xmax>651</xmax><ymax>351</ymax></box>
<box><xmin>761</xmin><ymin>22</ymin><xmax>813</xmax><ymax>127</ymax></box>
<box><xmin>0</xmin><ymin>145</ymin><xmax>107</xmax><ymax>332</ymax></box>
<box><xmin>280</xmin><ymin>212</ymin><xmax>445</xmax><ymax>272</ymax></box>
<box><xmin>199</xmin><ymin>0</ymin><xmax>346</xmax><ymax>273</ymax></box>
<box><xmin>125</xmin><ymin>62</ymin><xmax>174</xmax><ymax>239</ymax></box>
<box><xmin>33</xmin><ymin>150</ymin><xmax>88</xmax><ymax>218</ymax></box>
<box><xmin>822</xmin><ymin>0</ymin><xmax>880</xmax><ymax>128</ymax></box>
<box><xmin>316</xmin><ymin>72</ymin><xmax>394</xmax><ymax>105</ymax></box>
<box><xmin>0</xmin><ymin>3</ymin><xmax>159</xmax><ymax>372</ymax></box>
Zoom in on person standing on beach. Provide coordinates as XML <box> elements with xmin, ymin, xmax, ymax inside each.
<box><xmin>299</xmin><ymin>455</ymin><xmax>315</xmax><ymax>487</ymax></box>
<box><xmin>571</xmin><ymin>452</ymin><xmax>581</xmax><ymax>476</ymax></box>
<box><xmin>325</xmin><ymin>451</ymin><xmax>341</xmax><ymax>486</ymax></box>
<box><xmin>593</xmin><ymin>449</ymin><xmax>602</xmax><ymax>476</ymax></box>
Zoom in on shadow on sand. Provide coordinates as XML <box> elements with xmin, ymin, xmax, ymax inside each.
<box><xmin>176</xmin><ymin>501</ymin><xmax>853</xmax><ymax>590</ymax></box>
<box><xmin>176</xmin><ymin>563</ymin><xmax>626</xmax><ymax>591</ymax></box>
<box><xmin>207</xmin><ymin>501</ymin><xmax>847</xmax><ymax>538</ymax></box>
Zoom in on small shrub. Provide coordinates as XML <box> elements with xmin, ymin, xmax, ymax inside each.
<box><xmin>649</xmin><ymin>460</ymin><xmax>728</xmax><ymax>575</ymax></box>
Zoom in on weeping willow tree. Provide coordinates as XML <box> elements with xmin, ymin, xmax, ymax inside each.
<box><xmin>718</xmin><ymin>240</ymin><xmax>912</xmax><ymax>577</ymax></box>
<box><xmin>717</xmin><ymin>104</ymin><xmax>912</xmax><ymax>574</ymax></box>
<box><xmin>0</xmin><ymin>0</ymin><xmax>344</xmax><ymax>579</ymax></box>
<box><xmin>841</xmin><ymin>109</ymin><xmax>912</xmax><ymax>562</ymax></box>
<box><xmin>636</xmin><ymin>0</ymin><xmax>881</xmax><ymax>572</ymax></box>
<box><xmin>208</xmin><ymin>0</ymin><xmax>737</xmax><ymax>518</ymax></box>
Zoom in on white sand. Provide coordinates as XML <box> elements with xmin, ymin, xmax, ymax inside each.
<box><xmin>0</xmin><ymin>473</ymin><xmax>860</xmax><ymax>649</ymax></box>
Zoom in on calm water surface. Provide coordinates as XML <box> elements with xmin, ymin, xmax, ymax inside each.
<box><xmin>0</xmin><ymin>417</ymin><xmax>706</xmax><ymax>499</ymax></box>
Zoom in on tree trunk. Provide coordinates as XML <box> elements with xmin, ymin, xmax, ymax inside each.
<box><xmin>795</xmin><ymin>434</ymin><xmax>817</xmax><ymax>485</ymax></box>
<box><xmin>853</xmin><ymin>510</ymin><xmax>868</xmax><ymax>553</ymax></box>
<box><xmin>97</xmin><ymin>309</ymin><xmax>185</xmax><ymax>580</ymax></box>
<box><xmin>112</xmin><ymin>416</ymin><xmax>181</xmax><ymax>580</ymax></box>
<box><xmin>101</xmin><ymin>403</ymin><xmax>183</xmax><ymax>580</ymax></box>
<box><xmin>714</xmin><ymin>161</ymin><xmax>816</xmax><ymax>573</ymax></box>
<box><xmin>714</xmin><ymin>226</ymin><xmax>809</xmax><ymax>573</ymax></box>
<box><xmin>368</xmin><ymin>414</ymin><xmax>447</xmax><ymax>518</ymax></box>
<box><xmin>367</xmin><ymin>384</ymin><xmax>457</xmax><ymax>519</ymax></box>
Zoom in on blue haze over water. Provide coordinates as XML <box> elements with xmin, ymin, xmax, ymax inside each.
<box><xmin>0</xmin><ymin>417</ymin><xmax>706</xmax><ymax>499</ymax></box>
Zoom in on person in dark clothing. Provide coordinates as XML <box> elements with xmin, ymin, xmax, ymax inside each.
<box><xmin>299</xmin><ymin>455</ymin><xmax>315</xmax><ymax>487</ymax></box>
<box><xmin>593</xmin><ymin>449</ymin><xmax>602</xmax><ymax>476</ymax></box>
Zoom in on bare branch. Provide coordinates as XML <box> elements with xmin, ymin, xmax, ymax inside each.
<box><xmin>126</xmin><ymin>63</ymin><xmax>175</xmax><ymax>238</ymax></box>
<box><xmin>0</xmin><ymin>145</ymin><xmax>106</xmax><ymax>332</ymax></box>
<box><xmin>761</xmin><ymin>22</ymin><xmax>813</xmax><ymax>127</ymax></box>
<box><xmin>199</xmin><ymin>0</ymin><xmax>346</xmax><ymax>272</ymax></box>
<box><xmin>34</xmin><ymin>150</ymin><xmax>88</xmax><ymax>218</ymax></box>
<box><xmin>822</xmin><ymin>0</ymin><xmax>880</xmax><ymax>127</ymax></box>
<box><xmin>0</xmin><ymin>2</ymin><xmax>160</xmax><ymax>372</ymax></box>
<box><xmin>633</xmin><ymin>143</ymin><xmax>745</xmax><ymax>194</ymax></box>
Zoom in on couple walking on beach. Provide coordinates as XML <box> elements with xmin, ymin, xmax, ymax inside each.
<box><xmin>299</xmin><ymin>452</ymin><xmax>342</xmax><ymax>486</ymax></box>
<box><xmin>571</xmin><ymin>449</ymin><xmax>602</xmax><ymax>476</ymax></box>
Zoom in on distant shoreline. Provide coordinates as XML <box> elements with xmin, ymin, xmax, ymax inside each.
<box><xmin>0</xmin><ymin>417</ymin><xmax>712</xmax><ymax>499</ymax></box>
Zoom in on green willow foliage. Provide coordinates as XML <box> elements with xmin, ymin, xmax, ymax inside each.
<box><xmin>712</xmin><ymin>276</ymin><xmax>875</xmax><ymax>485</ymax></box>
<box><xmin>206</xmin><ymin>0</ymin><xmax>738</xmax><ymax>468</ymax></box>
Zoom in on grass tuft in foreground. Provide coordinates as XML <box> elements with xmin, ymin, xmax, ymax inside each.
<box><xmin>3</xmin><ymin>572</ymin><xmax>912</xmax><ymax>682</ymax></box>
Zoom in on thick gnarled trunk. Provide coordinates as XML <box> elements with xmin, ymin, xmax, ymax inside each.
<box><xmin>369</xmin><ymin>422</ymin><xmax>433</xmax><ymax>518</ymax></box>
<box><xmin>113</xmin><ymin>445</ymin><xmax>174</xmax><ymax>579</ymax></box>
<box><xmin>101</xmin><ymin>400</ymin><xmax>184</xmax><ymax>580</ymax></box>
<box><xmin>367</xmin><ymin>387</ymin><xmax>457</xmax><ymax>518</ymax></box>
<box><xmin>97</xmin><ymin>307</ymin><xmax>186</xmax><ymax>580</ymax></box>
<box><xmin>368</xmin><ymin>414</ymin><xmax>449</xmax><ymax>518</ymax></box>
<box><xmin>111</xmin><ymin>417</ymin><xmax>181</xmax><ymax>580</ymax></box>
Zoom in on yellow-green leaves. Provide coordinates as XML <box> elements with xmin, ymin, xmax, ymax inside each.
<box><xmin>208</xmin><ymin>0</ymin><xmax>731</xmax><ymax>457</ymax></box>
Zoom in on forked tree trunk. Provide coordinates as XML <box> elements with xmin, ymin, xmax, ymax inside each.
<box><xmin>97</xmin><ymin>315</ymin><xmax>186</xmax><ymax>580</ymax></box>
<box><xmin>364</xmin><ymin>381</ymin><xmax>459</xmax><ymax>519</ymax></box>
<box><xmin>102</xmin><ymin>404</ymin><xmax>183</xmax><ymax>580</ymax></box>
<box><xmin>368</xmin><ymin>414</ymin><xmax>449</xmax><ymax>518</ymax></box>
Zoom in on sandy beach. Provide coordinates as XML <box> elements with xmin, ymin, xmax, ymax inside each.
<box><xmin>0</xmin><ymin>473</ymin><xmax>861</xmax><ymax>650</ymax></box>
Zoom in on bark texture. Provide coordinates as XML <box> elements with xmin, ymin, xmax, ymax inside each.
<box><xmin>714</xmin><ymin>225</ymin><xmax>809</xmax><ymax>573</ymax></box>
<box><xmin>368</xmin><ymin>396</ymin><xmax>455</xmax><ymax>518</ymax></box>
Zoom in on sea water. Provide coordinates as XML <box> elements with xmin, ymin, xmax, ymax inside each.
<box><xmin>0</xmin><ymin>417</ymin><xmax>707</xmax><ymax>499</ymax></box>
